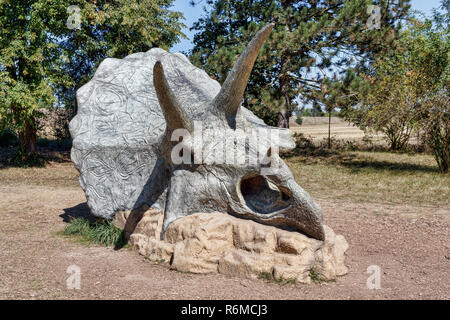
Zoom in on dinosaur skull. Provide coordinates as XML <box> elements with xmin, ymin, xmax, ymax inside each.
<box><xmin>70</xmin><ymin>24</ymin><xmax>325</xmax><ymax>241</ymax></box>
<box><xmin>153</xmin><ymin>24</ymin><xmax>325</xmax><ymax>240</ymax></box>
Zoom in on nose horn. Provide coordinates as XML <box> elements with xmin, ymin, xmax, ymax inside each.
<box><xmin>286</xmin><ymin>179</ymin><xmax>325</xmax><ymax>241</ymax></box>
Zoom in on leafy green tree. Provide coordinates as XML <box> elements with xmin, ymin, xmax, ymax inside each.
<box><xmin>345</xmin><ymin>3</ymin><xmax>449</xmax><ymax>171</ymax></box>
<box><xmin>189</xmin><ymin>0</ymin><xmax>410</xmax><ymax>124</ymax></box>
<box><xmin>311</xmin><ymin>101</ymin><xmax>324</xmax><ymax>117</ymax></box>
<box><xmin>349</xmin><ymin>52</ymin><xmax>421</xmax><ymax>151</ymax></box>
<box><xmin>58</xmin><ymin>0</ymin><xmax>185</xmax><ymax>112</ymax></box>
<box><xmin>0</xmin><ymin>0</ymin><xmax>184</xmax><ymax>158</ymax></box>
<box><xmin>296</xmin><ymin>105</ymin><xmax>312</xmax><ymax>117</ymax></box>
<box><xmin>410</xmin><ymin>13</ymin><xmax>449</xmax><ymax>173</ymax></box>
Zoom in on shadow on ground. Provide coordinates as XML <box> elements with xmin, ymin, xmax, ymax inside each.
<box><xmin>286</xmin><ymin>150</ymin><xmax>438</xmax><ymax>174</ymax></box>
<box><xmin>339</xmin><ymin>158</ymin><xmax>438</xmax><ymax>174</ymax></box>
<box><xmin>60</xmin><ymin>202</ymin><xmax>128</xmax><ymax>251</ymax></box>
<box><xmin>0</xmin><ymin>147</ymin><xmax>71</xmax><ymax>169</ymax></box>
<box><xmin>60</xmin><ymin>202</ymin><xmax>95</xmax><ymax>223</ymax></box>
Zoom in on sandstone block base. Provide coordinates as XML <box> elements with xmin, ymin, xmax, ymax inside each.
<box><xmin>114</xmin><ymin>208</ymin><xmax>348</xmax><ymax>284</ymax></box>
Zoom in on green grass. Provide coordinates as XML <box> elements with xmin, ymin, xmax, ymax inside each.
<box><xmin>258</xmin><ymin>272</ymin><xmax>297</xmax><ymax>285</ymax></box>
<box><xmin>61</xmin><ymin>217</ymin><xmax>127</xmax><ymax>248</ymax></box>
<box><xmin>285</xmin><ymin>151</ymin><xmax>450</xmax><ymax>206</ymax></box>
<box><xmin>308</xmin><ymin>269</ymin><xmax>335</xmax><ymax>284</ymax></box>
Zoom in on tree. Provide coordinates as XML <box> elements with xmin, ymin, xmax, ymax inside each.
<box><xmin>411</xmin><ymin>12</ymin><xmax>449</xmax><ymax>172</ymax></box>
<box><xmin>189</xmin><ymin>0</ymin><xmax>410</xmax><ymax>124</ymax></box>
<box><xmin>421</xmin><ymin>0</ymin><xmax>449</xmax><ymax>173</ymax></box>
<box><xmin>311</xmin><ymin>101</ymin><xmax>324</xmax><ymax>117</ymax></box>
<box><xmin>344</xmin><ymin>2</ymin><xmax>449</xmax><ymax>171</ymax></box>
<box><xmin>349</xmin><ymin>53</ymin><xmax>420</xmax><ymax>151</ymax></box>
<box><xmin>0</xmin><ymin>0</ymin><xmax>67</xmax><ymax>155</ymax></box>
<box><xmin>420</xmin><ymin>93</ymin><xmax>449</xmax><ymax>173</ymax></box>
<box><xmin>0</xmin><ymin>0</ymin><xmax>185</xmax><ymax>158</ymax></box>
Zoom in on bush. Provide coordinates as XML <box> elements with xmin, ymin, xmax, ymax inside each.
<box><xmin>295</xmin><ymin>117</ymin><xmax>303</xmax><ymax>125</ymax></box>
<box><xmin>422</xmin><ymin>116</ymin><xmax>449</xmax><ymax>173</ymax></box>
<box><xmin>293</xmin><ymin>132</ymin><xmax>315</xmax><ymax>150</ymax></box>
<box><xmin>36</xmin><ymin>137</ymin><xmax>72</xmax><ymax>150</ymax></box>
<box><xmin>281</xmin><ymin>132</ymin><xmax>413</xmax><ymax>159</ymax></box>
<box><xmin>36</xmin><ymin>138</ymin><xmax>51</xmax><ymax>148</ymax></box>
<box><xmin>0</xmin><ymin>129</ymin><xmax>18</xmax><ymax>147</ymax></box>
<box><xmin>281</xmin><ymin>132</ymin><xmax>331</xmax><ymax>158</ymax></box>
<box><xmin>8</xmin><ymin>150</ymin><xmax>45</xmax><ymax>167</ymax></box>
<box><xmin>249</xmin><ymin>103</ymin><xmax>279</xmax><ymax>127</ymax></box>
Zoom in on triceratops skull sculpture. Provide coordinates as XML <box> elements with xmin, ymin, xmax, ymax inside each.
<box><xmin>70</xmin><ymin>23</ymin><xmax>325</xmax><ymax>240</ymax></box>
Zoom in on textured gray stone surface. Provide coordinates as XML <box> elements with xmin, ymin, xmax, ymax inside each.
<box><xmin>70</xmin><ymin>24</ymin><xmax>325</xmax><ymax>240</ymax></box>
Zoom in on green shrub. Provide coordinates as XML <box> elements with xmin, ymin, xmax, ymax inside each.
<box><xmin>8</xmin><ymin>150</ymin><xmax>45</xmax><ymax>167</ymax></box>
<box><xmin>295</xmin><ymin>117</ymin><xmax>303</xmax><ymax>125</ymax></box>
<box><xmin>37</xmin><ymin>137</ymin><xmax>72</xmax><ymax>149</ymax></box>
<box><xmin>258</xmin><ymin>272</ymin><xmax>297</xmax><ymax>285</ymax></box>
<box><xmin>309</xmin><ymin>269</ymin><xmax>335</xmax><ymax>284</ymax></box>
<box><xmin>36</xmin><ymin>138</ymin><xmax>51</xmax><ymax>148</ymax></box>
<box><xmin>0</xmin><ymin>129</ymin><xmax>18</xmax><ymax>147</ymax></box>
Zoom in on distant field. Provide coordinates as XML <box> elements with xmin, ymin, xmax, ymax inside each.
<box><xmin>290</xmin><ymin>116</ymin><xmax>380</xmax><ymax>141</ymax></box>
<box><xmin>290</xmin><ymin>116</ymin><xmax>345</xmax><ymax>126</ymax></box>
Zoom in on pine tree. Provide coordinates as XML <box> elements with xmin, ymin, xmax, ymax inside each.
<box><xmin>189</xmin><ymin>0</ymin><xmax>411</xmax><ymax>124</ymax></box>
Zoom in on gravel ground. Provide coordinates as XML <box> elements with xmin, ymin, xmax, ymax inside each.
<box><xmin>0</xmin><ymin>181</ymin><xmax>448</xmax><ymax>300</ymax></box>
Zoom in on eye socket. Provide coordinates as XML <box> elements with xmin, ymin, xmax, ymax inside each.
<box><xmin>240</xmin><ymin>175</ymin><xmax>266</xmax><ymax>197</ymax></box>
<box><xmin>281</xmin><ymin>190</ymin><xmax>290</xmax><ymax>202</ymax></box>
<box><xmin>239</xmin><ymin>175</ymin><xmax>291</xmax><ymax>215</ymax></box>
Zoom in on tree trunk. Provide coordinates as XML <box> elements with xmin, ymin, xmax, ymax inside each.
<box><xmin>18</xmin><ymin>120</ymin><xmax>37</xmax><ymax>155</ymax></box>
<box><xmin>328</xmin><ymin>111</ymin><xmax>331</xmax><ymax>149</ymax></box>
<box><xmin>278</xmin><ymin>0</ymin><xmax>293</xmax><ymax>128</ymax></box>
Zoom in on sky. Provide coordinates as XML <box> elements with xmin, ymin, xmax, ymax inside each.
<box><xmin>170</xmin><ymin>0</ymin><xmax>444</xmax><ymax>53</ymax></box>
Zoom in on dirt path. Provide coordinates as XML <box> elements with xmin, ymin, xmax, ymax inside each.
<box><xmin>0</xmin><ymin>180</ymin><xmax>449</xmax><ymax>299</ymax></box>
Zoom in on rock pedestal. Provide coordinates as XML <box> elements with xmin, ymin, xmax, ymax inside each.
<box><xmin>115</xmin><ymin>207</ymin><xmax>348</xmax><ymax>284</ymax></box>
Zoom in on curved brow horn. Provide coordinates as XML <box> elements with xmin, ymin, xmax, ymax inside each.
<box><xmin>153</xmin><ymin>61</ymin><xmax>193</xmax><ymax>134</ymax></box>
<box><xmin>212</xmin><ymin>23</ymin><xmax>274</xmax><ymax>117</ymax></box>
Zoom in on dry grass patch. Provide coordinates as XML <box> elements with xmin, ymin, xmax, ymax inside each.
<box><xmin>0</xmin><ymin>161</ymin><xmax>79</xmax><ymax>188</ymax></box>
<box><xmin>286</xmin><ymin>151</ymin><xmax>449</xmax><ymax>206</ymax></box>
<box><xmin>0</xmin><ymin>149</ymin><xmax>78</xmax><ymax>188</ymax></box>
<box><xmin>1</xmin><ymin>148</ymin><xmax>447</xmax><ymax>207</ymax></box>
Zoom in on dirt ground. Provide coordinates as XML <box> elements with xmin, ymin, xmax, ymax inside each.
<box><xmin>0</xmin><ymin>160</ymin><xmax>448</xmax><ymax>300</ymax></box>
